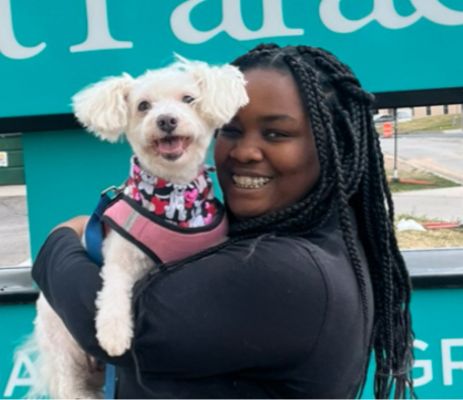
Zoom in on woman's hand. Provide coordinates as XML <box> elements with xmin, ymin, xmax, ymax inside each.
<box><xmin>52</xmin><ymin>215</ymin><xmax>90</xmax><ymax>238</ymax></box>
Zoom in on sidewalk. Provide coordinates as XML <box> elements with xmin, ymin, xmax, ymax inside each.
<box><xmin>0</xmin><ymin>184</ymin><xmax>26</xmax><ymax>198</ymax></box>
<box><xmin>393</xmin><ymin>186</ymin><xmax>463</xmax><ymax>221</ymax></box>
<box><xmin>0</xmin><ymin>185</ymin><xmax>30</xmax><ymax>267</ymax></box>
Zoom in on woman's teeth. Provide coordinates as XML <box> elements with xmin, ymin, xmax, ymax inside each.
<box><xmin>232</xmin><ymin>175</ymin><xmax>270</xmax><ymax>189</ymax></box>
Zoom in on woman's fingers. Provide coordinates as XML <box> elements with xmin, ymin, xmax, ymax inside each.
<box><xmin>53</xmin><ymin>215</ymin><xmax>90</xmax><ymax>238</ymax></box>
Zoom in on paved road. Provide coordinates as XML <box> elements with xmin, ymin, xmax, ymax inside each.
<box><xmin>380</xmin><ymin>131</ymin><xmax>463</xmax><ymax>220</ymax></box>
<box><xmin>379</xmin><ymin>132</ymin><xmax>463</xmax><ymax>184</ymax></box>
<box><xmin>393</xmin><ymin>186</ymin><xmax>463</xmax><ymax>221</ymax></box>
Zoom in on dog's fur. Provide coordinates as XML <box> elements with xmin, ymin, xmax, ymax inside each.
<box><xmin>27</xmin><ymin>57</ymin><xmax>248</xmax><ymax>399</ymax></box>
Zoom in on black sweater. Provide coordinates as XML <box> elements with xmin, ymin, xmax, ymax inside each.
<box><xmin>32</xmin><ymin>214</ymin><xmax>373</xmax><ymax>398</ymax></box>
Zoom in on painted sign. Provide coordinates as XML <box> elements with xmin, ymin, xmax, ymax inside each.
<box><xmin>2</xmin><ymin>288</ymin><xmax>463</xmax><ymax>398</ymax></box>
<box><xmin>1</xmin><ymin>0</ymin><xmax>463</xmax><ymax>118</ymax></box>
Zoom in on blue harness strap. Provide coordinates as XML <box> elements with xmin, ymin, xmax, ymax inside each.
<box><xmin>103</xmin><ymin>364</ymin><xmax>117</xmax><ymax>400</ymax></box>
<box><xmin>85</xmin><ymin>186</ymin><xmax>122</xmax><ymax>399</ymax></box>
<box><xmin>85</xmin><ymin>186</ymin><xmax>122</xmax><ymax>265</ymax></box>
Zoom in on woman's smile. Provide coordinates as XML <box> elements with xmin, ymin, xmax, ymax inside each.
<box><xmin>232</xmin><ymin>176</ymin><xmax>271</xmax><ymax>189</ymax></box>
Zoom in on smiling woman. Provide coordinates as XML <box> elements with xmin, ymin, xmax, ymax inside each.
<box><xmin>215</xmin><ymin>69</ymin><xmax>320</xmax><ymax>218</ymax></box>
<box><xmin>31</xmin><ymin>44</ymin><xmax>414</xmax><ymax>399</ymax></box>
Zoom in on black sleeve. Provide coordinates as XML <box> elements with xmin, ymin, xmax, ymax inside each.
<box><xmin>131</xmin><ymin>235</ymin><xmax>328</xmax><ymax>377</ymax></box>
<box><xmin>33</xmin><ymin>229</ymin><xmax>328</xmax><ymax>376</ymax></box>
<box><xmin>32</xmin><ymin>227</ymin><xmax>132</xmax><ymax>366</ymax></box>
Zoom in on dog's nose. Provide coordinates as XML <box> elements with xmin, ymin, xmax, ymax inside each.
<box><xmin>157</xmin><ymin>115</ymin><xmax>178</xmax><ymax>134</ymax></box>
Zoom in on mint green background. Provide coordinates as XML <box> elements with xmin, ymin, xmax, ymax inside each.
<box><xmin>1</xmin><ymin>0</ymin><xmax>463</xmax><ymax>118</ymax></box>
<box><xmin>2</xmin><ymin>289</ymin><xmax>463</xmax><ymax>398</ymax></box>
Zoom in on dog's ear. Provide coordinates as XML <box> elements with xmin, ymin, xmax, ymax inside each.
<box><xmin>72</xmin><ymin>73</ymin><xmax>134</xmax><ymax>142</ymax></box>
<box><xmin>186</xmin><ymin>61</ymin><xmax>249</xmax><ymax>128</ymax></box>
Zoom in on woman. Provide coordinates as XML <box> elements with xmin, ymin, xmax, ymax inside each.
<box><xmin>32</xmin><ymin>44</ymin><xmax>414</xmax><ymax>398</ymax></box>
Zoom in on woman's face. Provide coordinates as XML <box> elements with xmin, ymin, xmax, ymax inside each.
<box><xmin>214</xmin><ymin>68</ymin><xmax>320</xmax><ymax>219</ymax></box>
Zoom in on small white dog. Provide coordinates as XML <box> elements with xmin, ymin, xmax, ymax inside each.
<box><xmin>29</xmin><ymin>57</ymin><xmax>248</xmax><ymax>398</ymax></box>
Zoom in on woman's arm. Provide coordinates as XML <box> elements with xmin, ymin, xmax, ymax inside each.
<box><xmin>32</xmin><ymin>227</ymin><xmax>132</xmax><ymax>366</ymax></box>
<box><xmin>130</xmin><ymin>235</ymin><xmax>328</xmax><ymax>377</ymax></box>
<box><xmin>33</xmin><ymin>229</ymin><xmax>327</xmax><ymax>375</ymax></box>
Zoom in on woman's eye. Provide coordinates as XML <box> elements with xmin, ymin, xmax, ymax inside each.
<box><xmin>265</xmin><ymin>131</ymin><xmax>288</xmax><ymax>140</ymax></box>
<box><xmin>138</xmin><ymin>100</ymin><xmax>151</xmax><ymax>112</ymax></box>
<box><xmin>182</xmin><ymin>95</ymin><xmax>195</xmax><ymax>104</ymax></box>
<box><xmin>218</xmin><ymin>126</ymin><xmax>241</xmax><ymax>138</ymax></box>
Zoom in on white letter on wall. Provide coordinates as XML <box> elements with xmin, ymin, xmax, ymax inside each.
<box><xmin>4</xmin><ymin>352</ymin><xmax>36</xmax><ymax>397</ymax></box>
<box><xmin>0</xmin><ymin>0</ymin><xmax>46</xmax><ymax>59</ymax></box>
<box><xmin>410</xmin><ymin>0</ymin><xmax>463</xmax><ymax>25</ymax></box>
<box><xmin>70</xmin><ymin>0</ymin><xmax>132</xmax><ymax>53</ymax></box>
<box><xmin>320</xmin><ymin>0</ymin><xmax>421</xmax><ymax>33</ymax></box>
<box><xmin>442</xmin><ymin>339</ymin><xmax>463</xmax><ymax>386</ymax></box>
<box><xmin>171</xmin><ymin>0</ymin><xmax>303</xmax><ymax>44</ymax></box>
<box><xmin>413</xmin><ymin>339</ymin><xmax>433</xmax><ymax>387</ymax></box>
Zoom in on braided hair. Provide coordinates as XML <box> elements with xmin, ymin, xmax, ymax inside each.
<box><xmin>228</xmin><ymin>44</ymin><xmax>415</xmax><ymax>399</ymax></box>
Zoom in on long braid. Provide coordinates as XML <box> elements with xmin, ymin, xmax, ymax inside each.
<box><xmin>284</xmin><ymin>53</ymin><xmax>371</xmax><ymax>356</ymax></box>
<box><xmin>230</xmin><ymin>44</ymin><xmax>414</xmax><ymax>398</ymax></box>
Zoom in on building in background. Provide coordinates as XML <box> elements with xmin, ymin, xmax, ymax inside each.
<box><xmin>377</xmin><ymin>104</ymin><xmax>462</xmax><ymax>120</ymax></box>
<box><xmin>413</xmin><ymin>104</ymin><xmax>462</xmax><ymax>118</ymax></box>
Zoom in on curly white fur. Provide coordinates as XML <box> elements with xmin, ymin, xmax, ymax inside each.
<box><xmin>26</xmin><ymin>56</ymin><xmax>248</xmax><ymax>399</ymax></box>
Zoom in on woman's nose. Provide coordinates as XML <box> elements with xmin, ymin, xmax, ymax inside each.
<box><xmin>228</xmin><ymin>135</ymin><xmax>264</xmax><ymax>163</ymax></box>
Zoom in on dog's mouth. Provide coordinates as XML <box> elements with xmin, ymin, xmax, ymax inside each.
<box><xmin>153</xmin><ymin>136</ymin><xmax>192</xmax><ymax>161</ymax></box>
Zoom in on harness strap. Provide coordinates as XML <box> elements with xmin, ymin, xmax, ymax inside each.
<box><xmin>104</xmin><ymin>364</ymin><xmax>116</xmax><ymax>399</ymax></box>
<box><xmin>84</xmin><ymin>186</ymin><xmax>122</xmax><ymax>399</ymax></box>
<box><xmin>102</xmin><ymin>196</ymin><xmax>228</xmax><ymax>264</ymax></box>
<box><xmin>85</xmin><ymin>186</ymin><xmax>122</xmax><ymax>265</ymax></box>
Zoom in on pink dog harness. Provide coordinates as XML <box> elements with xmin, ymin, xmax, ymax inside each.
<box><xmin>102</xmin><ymin>157</ymin><xmax>227</xmax><ymax>264</ymax></box>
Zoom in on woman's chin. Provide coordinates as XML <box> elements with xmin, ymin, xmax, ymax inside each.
<box><xmin>226</xmin><ymin>200</ymin><xmax>268</xmax><ymax>220</ymax></box>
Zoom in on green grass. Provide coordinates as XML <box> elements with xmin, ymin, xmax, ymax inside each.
<box><xmin>399</xmin><ymin>114</ymin><xmax>461</xmax><ymax>133</ymax></box>
<box><xmin>377</xmin><ymin>113</ymin><xmax>462</xmax><ymax>135</ymax></box>
<box><xmin>383</xmin><ymin>154</ymin><xmax>461</xmax><ymax>193</ymax></box>
<box><xmin>388</xmin><ymin>175</ymin><xmax>460</xmax><ymax>192</ymax></box>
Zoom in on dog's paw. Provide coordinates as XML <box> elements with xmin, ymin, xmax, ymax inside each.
<box><xmin>96</xmin><ymin>312</ymin><xmax>133</xmax><ymax>356</ymax></box>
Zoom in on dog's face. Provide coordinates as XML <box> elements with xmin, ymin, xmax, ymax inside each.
<box><xmin>73</xmin><ymin>58</ymin><xmax>248</xmax><ymax>183</ymax></box>
<box><xmin>125</xmin><ymin>70</ymin><xmax>212</xmax><ymax>182</ymax></box>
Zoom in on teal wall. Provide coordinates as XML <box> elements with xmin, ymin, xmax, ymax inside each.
<box><xmin>3</xmin><ymin>289</ymin><xmax>463</xmax><ymax>398</ymax></box>
<box><xmin>0</xmin><ymin>305</ymin><xmax>36</xmax><ymax>399</ymax></box>
<box><xmin>22</xmin><ymin>130</ymin><xmax>131</xmax><ymax>256</ymax></box>
<box><xmin>1</xmin><ymin>0</ymin><xmax>463</xmax><ymax>118</ymax></box>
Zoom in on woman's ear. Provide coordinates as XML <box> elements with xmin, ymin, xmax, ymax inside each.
<box><xmin>184</xmin><ymin>59</ymin><xmax>249</xmax><ymax>128</ymax></box>
<box><xmin>72</xmin><ymin>73</ymin><xmax>134</xmax><ymax>142</ymax></box>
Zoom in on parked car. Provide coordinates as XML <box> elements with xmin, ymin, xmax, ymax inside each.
<box><xmin>374</xmin><ymin>108</ymin><xmax>413</xmax><ymax>124</ymax></box>
<box><xmin>374</xmin><ymin>114</ymin><xmax>394</xmax><ymax>123</ymax></box>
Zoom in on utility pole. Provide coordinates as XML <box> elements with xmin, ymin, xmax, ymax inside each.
<box><xmin>392</xmin><ymin>108</ymin><xmax>399</xmax><ymax>182</ymax></box>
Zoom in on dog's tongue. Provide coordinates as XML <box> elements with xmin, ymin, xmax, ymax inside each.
<box><xmin>157</xmin><ymin>137</ymin><xmax>184</xmax><ymax>156</ymax></box>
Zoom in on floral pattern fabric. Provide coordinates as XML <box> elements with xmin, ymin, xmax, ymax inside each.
<box><xmin>123</xmin><ymin>157</ymin><xmax>218</xmax><ymax>228</ymax></box>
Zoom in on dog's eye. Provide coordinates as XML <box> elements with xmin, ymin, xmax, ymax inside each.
<box><xmin>138</xmin><ymin>101</ymin><xmax>151</xmax><ymax>112</ymax></box>
<box><xmin>182</xmin><ymin>95</ymin><xmax>195</xmax><ymax>104</ymax></box>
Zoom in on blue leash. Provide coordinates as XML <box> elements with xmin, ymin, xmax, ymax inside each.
<box><xmin>85</xmin><ymin>186</ymin><xmax>122</xmax><ymax>399</ymax></box>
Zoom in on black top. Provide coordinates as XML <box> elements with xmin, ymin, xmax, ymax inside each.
<box><xmin>32</xmin><ymin>213</ymin><xmax>374</xmax><ymax>399</ymax></box>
